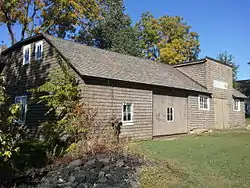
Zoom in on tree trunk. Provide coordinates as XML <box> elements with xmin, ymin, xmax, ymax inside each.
<box><xmin>7</xmin><ymin>23</ymin><xmax>16</xmax><ymax>45</ymax></box>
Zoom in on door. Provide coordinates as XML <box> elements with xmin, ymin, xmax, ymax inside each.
<box><xmin>214</xmin><ymin>98</ymin><xmax>229</xmax><ymax>129</ymax></box>
<box><xmin>153</xmin><ymin>94</ymin><xmax>188</xmax><ymax>136</ymax></box>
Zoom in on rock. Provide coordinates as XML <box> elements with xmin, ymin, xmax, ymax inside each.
<box><xmin>98</xmin><ymin>177</ymin><xmax>108</xmax><ymax>183</ymax></box>
<box><xmin>69</xmin><ymin>175</ymin><xmax>76</xmax><ymax>183</ymax></box>
<box><xmin>98</xmin><ymin>171</ymin><xmax>105</xmax><ymax>178</ymax></box>
<box><xmin>116</xmin><ymin>160</ymin><xmax>125</xmax><ymax>167</ymax></box>
<box><xmin>77</xmin><ymin>183</ymin><xmax>92</xmax><ymax>188</ymax></box>
<box><xmin>247</xmin><ymin>124</ymin><xmax>250</xmax><ymax>130</ymax></box>
<box><xmin>74</xmin><ymin>172</ymin><xmax>87</xmax><ymax>183</ymax></box>
<box><xmin>68</xmin><ymin>159</ymin><xmax>84</xmax><ymax>168</ymax></box>
<box><xmin>99</xmin><ymin>157</ymin><xmax>110</xmax><ymax>164</ymax></box>
<box><xmin>93</xmin><ymin>183</ymin><xmax>112</xmax><ymax>188</ymax></box>
<box><xmin>84</xmin><ymin>159</ymin><xmax>96</xmax><ymax>168</ymax></box>
<box><xmin>102</xmin><ymin>166</ymin><xmax>110</xmax><ymax>172</ymax></box>
<box><xmin>189</xmin><ymin>128</ymin><xmax>209</xmax><ymax>134</ymax></box>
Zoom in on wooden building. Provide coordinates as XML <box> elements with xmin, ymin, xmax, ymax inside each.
<box><xmin>0</xmin><ymin>34</ymin><xmax>246</xmax><ymax>139</ymax></box>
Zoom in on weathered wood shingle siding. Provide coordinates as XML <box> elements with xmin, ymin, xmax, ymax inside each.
<box><xmin>2</xmin><ymin>39</ymin><xmax>78</xmax><ymax>136</ymax></box>
<box><xmin>82</xmin><ymin>79</ymin><xmax>153</xmax><ymax>139</ymax></box>
<box><xmin>175</xmin><ymin>62</ymin><xmax>207</xmax><ymax>87</ymax></box>
<box><xmin>187</xmin><ymin>95</ymin><xmax>215</xmax><ymax>130</ymax></box>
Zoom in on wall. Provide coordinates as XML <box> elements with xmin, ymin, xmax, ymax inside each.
<box><xmin>175</xmin><ymin>62</ymin><xmax>207</xmax><ymax>87</ymax></box>
<box><xmin>82</xmin><ymin>80</ymin><xmax>153</xmax><ymax>140</ymax></box>
<box><xmin>187</xmin><ymin>95</ymin><xmax>215</xmax><ymax>130</ymax></box>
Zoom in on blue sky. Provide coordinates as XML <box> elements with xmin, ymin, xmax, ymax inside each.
<box><xmin>124</xmin><ymin>0</ymin><xmax>250</xmax><ymax>80</ymax></box>
<box><xmin>0</xmin><ymin>0</ymin><xmax>249</xmax><ymax>80</ymax></box>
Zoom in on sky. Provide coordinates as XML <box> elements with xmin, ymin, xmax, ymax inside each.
<box><xmin>0</xmin><ymin>0</ymin><xmax>249</xmax><ymax>80</ymax></box>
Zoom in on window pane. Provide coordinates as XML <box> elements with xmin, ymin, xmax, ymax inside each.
<box><xmin>127</xmin><ymin>104</ymin><xmax>131</xmax><ymax>114</ymax></box>
<box><xmin>128</xmin><ymin>112</ymin><xmax>131</xmax><ymax>121</ymax></box>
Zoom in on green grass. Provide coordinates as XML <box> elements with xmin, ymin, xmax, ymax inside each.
<box><xmin>134</xmin><ymin>131</ymin><xmax>250</xmax><ymax>188</ymax></box>
<box><xmin>246</xmin><ymin>117</ymin><xmax>250</xmax><ymax>125</ymax></box>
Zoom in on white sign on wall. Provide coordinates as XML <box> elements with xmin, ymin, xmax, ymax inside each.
<box><xmin>213</xmin><ymin>80</ymin><xmax>228</xmax><ymax>89</ymax></box>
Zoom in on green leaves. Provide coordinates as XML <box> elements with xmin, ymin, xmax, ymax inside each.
<box><xmin>136</xmin><ymin>12</ymin><xmax>200</xmax><ymax>64</ymax></box>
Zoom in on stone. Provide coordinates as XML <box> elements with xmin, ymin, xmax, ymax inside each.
<box><xmin>116</xmin><ymin>160</ymin><xmax>125</xmax><ymax>168</ymax></box>
<box><xmin>68</xmin><ymin>159</ymin><xmax>84</xmax><ymax>168</ymax></box>
<box><xmin>247</xmin><ymin>124</ymin><xmax>250</xmax><ymax>130</ymax></box>
<box><xmin>84</xmin><ymin>159</ymin><xmax>96</xmax><ymax>168</ymax></box>
<box><xmin>102</xmin><ymin>166</ymin><xmax>110</xmax><ymax>172</ymax></box>
<box><xmin>99</xmin><ymin>157</ymin><xmax>110</xmax><ymax>164</ymax></box>
<box><xmin>77</xmin><ymin>183</ymin><xmax>92</xmax><ymax>188</ymax></box>
<box><xmin>74</xmin><ymin>172</ymin><xmax>87</xmax><ymax>183</ymax></box>
<box><xmin>69</xmin><ymin>175</ymin><xmax>76</xmax><ymax>183</ymax></box>
<box><xmin>98</xmin><ymin>171</ymin><xmax>105</xmax><ymax>178</ymax></box>
<box><xmin>98</xmin><ymin>177</ymin><xmax>108</xmax><ymax>183</ymax></box>
<box><xmin>189</xmin><ymin>128</ymin><xmax>208</xmax><ymax>134</ymax></box>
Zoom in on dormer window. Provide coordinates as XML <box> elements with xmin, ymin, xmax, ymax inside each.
<box><xmin>35</xmin><ymin>41</ymin><xmax>43</xmax><ymax>60</ymax></box>
<box><xmin>23</xmin><ymin>45</ymin><xmax>31</xmax><ymax>65</ymax></box>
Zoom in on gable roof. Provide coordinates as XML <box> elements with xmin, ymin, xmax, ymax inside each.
<box><xmin>233</xmin><ymin>88</ymin><xmax>247</xmax><ymax>99</ymax></box>
<box><xmin>2</xmin><ymin>34</ymin><xmax>209</xmax><ymax>94</ymax></box>
<box><xmin>42</xmin><ymin>34</ymin><xmax>209</xmax><ymax>93</ymax></box>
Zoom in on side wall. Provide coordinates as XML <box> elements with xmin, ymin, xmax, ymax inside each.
<box><xmin>3</xmin><ymin>39</ymin><xmax>84</xmax><ymax>137</ymax></box>
<box><xmin>82</xmin><ymin>82</ymin><xmax>153</xmax><ymax>140</ymax></box>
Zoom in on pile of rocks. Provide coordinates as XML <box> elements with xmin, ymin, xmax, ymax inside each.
<box><xmin>16</xmin><ymin>152</ymin><xmax>143</xmax><ymax>188</ymax></box>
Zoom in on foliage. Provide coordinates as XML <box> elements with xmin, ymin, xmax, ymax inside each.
<box><xmin>135</xmin><ymin>12</ymin><xmax>200</xmax><ymax>64</ymax></box>
<box><xmin>0</xmin><ymin>0</ymin><xmax>101</xmax><ymax>44</ymax></box>
<box><xmin>0</xmin><ymin>73</ymin><xmax>23</xmax><ymax>163</ymax></box>
<box><xmin>77</xmin><ymin>0</ymin><xmax>142</xmax><ymax>57</ymax></box>
<box><xmin>111</xmin><ymin>116</ymin><xmax>122</xmax><ymax>143</ymax></box>
<box><xmin>217</xmin><ymin>51</ymin><xmax>239</xmax><ymax>88</ymax></box>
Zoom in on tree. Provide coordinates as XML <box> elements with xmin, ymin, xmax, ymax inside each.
<box><xmin>0</xmin><ymin>0</ymin><xmax>100</xmax><ymax>45</ymax></box>
<box><xmin>135</xmin><ymin>12</ymin><xmax>200</xmax><ymax>64</ymax></box>
<box><xmin>217</xmin><ymin>51</ymin><xmax>239</xmax><ymax>88</ymax></box>
<box><xmin>77</xmin><ymin>0</ymin><xmax>142</xmax><ymax>57</ymax></box>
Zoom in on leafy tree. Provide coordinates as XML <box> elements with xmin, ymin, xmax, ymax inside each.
<box><xmin>217</xmin><ymin>51</ymin><xmax>239</xmax><ymax>88</ymax></box>
<box><xmin>135</xmin><ymin>12</ymin><xmax>200</xmax><ymax>64</ymax></box>
<box><xmin>0</xmin><ymin>0</ymin><xmax>101</xmax><ymax>44</ymax></box>
<box><xmin>77</xmin><ymin>0</ymin><xmax>142</xmax><ymax>57</ymax></box>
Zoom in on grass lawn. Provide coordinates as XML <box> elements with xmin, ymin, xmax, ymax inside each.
<box><xmin>134</xmin><ymin>130</ymin><xmax>250</xmax><ymax>188</ymax></box>
<box><xmin>246</xmin><ymin>117</ymin><xmax>250</xmax><ymax>125</ymax></box>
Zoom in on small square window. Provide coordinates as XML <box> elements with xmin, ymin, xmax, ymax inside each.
<box><xmin>199</xmin><ymin>95</ymin><xmax>210</xmax><ymax>110</ymax></box>
<box><xmin>15</xmin><ymin>96</ymin><xmax>27</xmax><ymax>124</ymax></box>
<box><xmin>233</xmin><ymin>99</ymin><xmax>240</xmax><ymax>111</ymax></box>
<box><xmin>166</xmin><ymin>107</ymin><xmax>174</xmax><ymax>122</ymax></box>
<box><xmin>23</xmin><ymin>45</ymin><xmax>31</xmax><ymax>65</ymax></box>
<box><xmin>122</xmin><ymin>103</ymin><xmax>133</xmax><ymax>123</ymax></box>
<box><xmin>35</xmin><ymin>41</ymin><xmax>43</xmax><ymax>60</ymax></box>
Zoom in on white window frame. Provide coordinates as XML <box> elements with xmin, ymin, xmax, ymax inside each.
<box><xmin>23</xmin><ymin>44</ymin><xmax>31</xmax><ymax>65</ymax></box>
<box><xmin>122</xmin><ymin>103</ymin><xmax>134</xmax><ymax>125</ymax></box>
<box><xmin>198</xmin><ymin>95</ymin><xmax>210</xmax><ymax>110</ymax></box>
<box><xmin>15</xmin><ymin>95</ymin><xmax>27</xmax><ymax>124</ymax></box>
<box><xmin>166</xmin><ymin>107</ymin><xmax>174</xmax><ymax>122</ymax></box>
<box><xmin>233</xmin><ymin>99</ymin><xmax>240</xmax><ymax>111</ymax></box>
<box><xmin>35</xmin><ymin>41</ymin><xmax>43</xmax><ymax>60</ymax></box>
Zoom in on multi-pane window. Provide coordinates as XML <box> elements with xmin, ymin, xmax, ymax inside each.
<box><xmin>23</xmin><ymin>45</ymin><xmax>31</xmax><ymax>65</ymax></box>
<box><xmin>199</xmin><ymin>95</ymin><xmax>210</xmax><ymax>110</ymax></box>
<box><xmin>15</xmin><ymin>96</ymin><xmax>27</xmax><ymax>124</ymax></box>
<box><xmin>122</xmin><ymin>103</ymin><xmax>133</xmax><ymax>122</ymax></box>
<box><xmin>233</xmin><ymin>99</ymin><xmax>240</xmax><ymax>111</ymax></box>
<box><xmin>167</xmin><ymin>107</ymin><xmax>174</xmax><ymax>122</ymax></box>
<box><xmin>35</xmin><ymin>41</ymin><xmax>43</xmax><ymax>60</ymax></box>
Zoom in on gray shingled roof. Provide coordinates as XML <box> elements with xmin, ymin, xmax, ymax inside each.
<box><xmin>44</xmin><ymin>34</ymin><xmax>209</xmax><ymax>93</ymax></box>
<box><xmin>233</xmin><ymin>89</ymin><xmax>247</xmax><ymax>99</ymax></box>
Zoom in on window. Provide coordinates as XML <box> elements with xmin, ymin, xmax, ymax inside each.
<box><xmin>35</xmin><ymin>41</ymin><xmax>43</xmax><ymax>60</ymax></box>
<box><xmin>199</xmin><ymin>95</ymin><xmax>210</xmax><ymax>110</ymax></box>
<box><xmin>23</xmin><ymin>45</ymin><xmax>31</xmax><ymax>65</ymax></box>
<box><xmin>122</xmin><ymin>103</ymin><xmax>133</xmax><ymax>123</ymax></box>
<box><xmin>15</xmin><ymin>96</ymin><xmax>27</xmax><ymax>124</ymax></box>
<box><xmin>233</xmin><ymin>99</ymin><xmax>240</xmax><ymax>111</ymax></box>
<box><xmin>166</xmin><ymin>107</ymin><xmax>174</xmax><ymax>122</ymax></box>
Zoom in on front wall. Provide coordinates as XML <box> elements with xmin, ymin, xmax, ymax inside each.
<box><xmin>229</xmin><ymin>100</ymin><xmax>246</xmax><ymax>128</ymax></box>
<box><xmin>188</xmin><ymin>95</ymin><xmax>215</xmax><ymax>130</ymax></box>
<box><xmin>82</xmin><ymin>84</ymin><xmax>153</xmax><ymax>139</ymax></box>
<box><xmin>153</xmin><ymin>94</ymin><xmax>188</xmax><ymax>136</ymax></box>
<box><xmin>175</xmin><ymin>63</ymin><xmax>207</xmax><ymax>87</ymax></box>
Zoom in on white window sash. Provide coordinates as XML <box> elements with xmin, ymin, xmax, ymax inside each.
<box><xmin>233</xmin><ymin>99</ymin><xmax>240</xmax><ymax>111</ymax></box>
<box><xmin>23</xmin><ymin>45</ymin><xmax>31</xmax><ymax>65</ymax></box>
<box><xmin>35</xmin><ymin>41</ymin><xmax>43</xmax><ymax>60</ymax></box>
<box><xmin>122</xmin><ymin>103</ymin><xmax>134</xmax><ymax>124</ymax></box>
<box><xmin>15</xmin><ymin>96</ymin><xmax>27</xmax><ymax>124</ymax></box>
<box><xmin>198</xmin><ymin>95</ymin><xmax>210</xmax><ymax>110</ymax></box>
